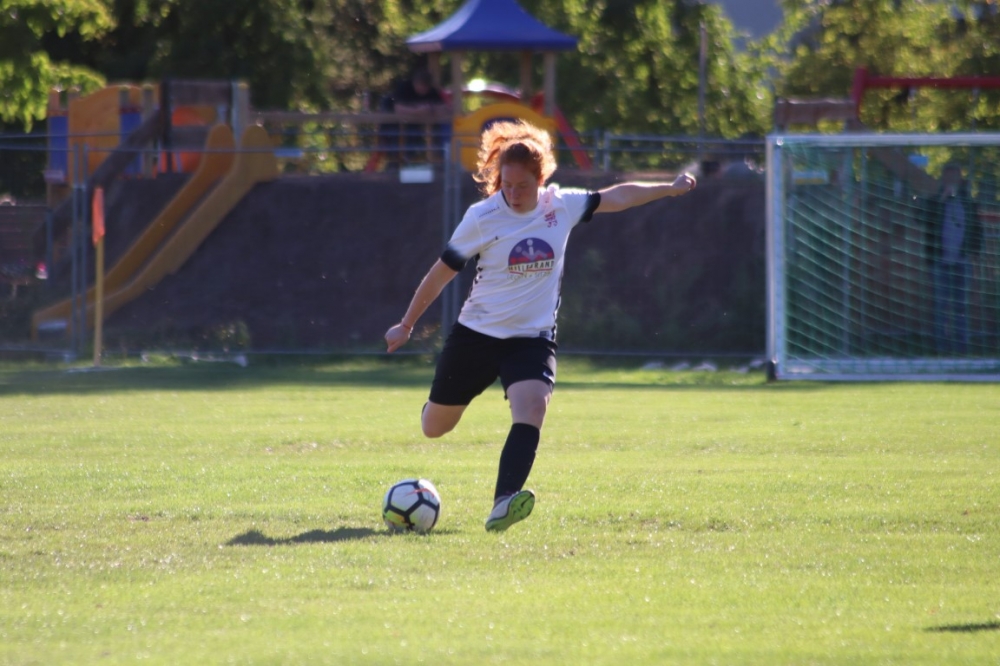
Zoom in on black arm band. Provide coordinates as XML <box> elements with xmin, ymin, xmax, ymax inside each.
<box><xmin>441</xmin><ymin>245</ymin><xmax>468</xmax><ymax>272</ymax></box>
<box><xmin>580</xmin><ymin>192</ymin><xmax>601</xmax><ymax>223</ymax></box>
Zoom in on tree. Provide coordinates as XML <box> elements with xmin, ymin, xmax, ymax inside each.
<box><xmin>3</xmin><ymin>0</ymin><xmax>780</xmax><ymax>138</ymax></box>
<box><xmin>9</xmin><ymin>0</ymin><xmax>1000</xmax><ymax>172</ymax></box>
<box><xmin>153</xmin><ymin>0</ymin><xmax>330</xmax><ymax>109</ymax></box>
<box><xmin>521</xmin><ymin>0</ymin><xmax>772</xmax><ymax>138</ymax></box>
<box><xmin>40</xmin><ymin>0</ymin><xmax>458</xmax><ymax>111</ymax></box>
<box><xmin>930</xmin><ymin>0</ymin><xmax>1000</xmax><ymax>131</ymax></box>
<box><xmin>0</xmin><ymin>0</ymin><xmax>112</xmax><ymax>128</ymax></box>
<box><xmin>41</xmin><ymin>0</ymin><xmax>336</xmax><ymax>111</ymax></box>
<box><xmin>772</xmin><ymin>0</ymin><xmax>1000</xmax><ymax>132</ymax></box>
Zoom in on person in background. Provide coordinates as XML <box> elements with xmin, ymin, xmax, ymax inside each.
<box><xmin>391</xmin><ymin>68</ymin><xmax>446</xmax><ymax>113</ymax></box>
<box><xmin>924</xmin><ymin>162</ymin><xmax>983</xmax><ymax>355</ymax></box>
<box><xmin>378</xmin><ymin>68</ymin><xmax>448</xmax><ymax>166</ymax></box>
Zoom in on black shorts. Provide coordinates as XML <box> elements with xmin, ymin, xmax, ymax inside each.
<box><xmin>429</xmin><ymin>323</ymin><xmax>558</xmax><ymax>406</ymax></box>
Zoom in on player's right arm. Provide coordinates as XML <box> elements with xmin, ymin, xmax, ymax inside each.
<box><xmin>385</xmin><ymin>259</ymin><xmax>459</xmax><ymax>352</ymax></box>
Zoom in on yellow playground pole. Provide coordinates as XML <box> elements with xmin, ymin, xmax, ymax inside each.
<box><xmin>92</xmin><ymin>187</ymin><xmax>106</xmax><ymax>367</ymax></box>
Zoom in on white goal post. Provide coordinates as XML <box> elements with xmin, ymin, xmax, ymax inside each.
<box><xmin>766</xmin><ymin>132</ymin><xmax>1000</xmax><ymax>381</ymax></box>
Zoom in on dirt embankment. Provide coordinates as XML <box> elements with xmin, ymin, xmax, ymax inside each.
<box><xmin>64</xmin><ymin>169</ymin><xmax>765</xmax><ymax>354</ymax></box>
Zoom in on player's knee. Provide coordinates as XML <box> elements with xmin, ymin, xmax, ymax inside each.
<box><xmin>421</xmin><ymin>404</ymin><xmax>456</xmax><ymax>438</ymax></box>
<box><xmin>511</xmin><ymin>403</ymin><xmax>546</xmax><ymax>428</ymax></box>
<box><xmin>527</xmin><ymin>401</ymin><xmax>549</xmax><ymax>425</ymax></box>
<box><xmin>420</xmin><ymin>401</ymin><xmax>466</xmax><ymax>438</ymax></box>
<box><xmin>514</xmin><ymin>395</ymin><xmax>548</xmax><ymax>427</ymax></box>
<box><xmin>422</xmin><ymin>422</ymin><xmax>451</xmax><ymax>438</ymax></box>
<box><xmin>421</xmin><ymin>414</ymin><xmax>458</xmax><ymax>438</ymax></box>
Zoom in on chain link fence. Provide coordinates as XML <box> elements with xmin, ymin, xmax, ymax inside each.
<box><xmin>0</xmin><ymin>125</ymin><xmax>766</xmax><ymax>364</ymax></box>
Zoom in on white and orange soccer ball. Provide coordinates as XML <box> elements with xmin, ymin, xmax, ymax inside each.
<box><xmin>382</xmin><ymin>478</ymin><xmax>441</xmax><ymax>533</ymax></box>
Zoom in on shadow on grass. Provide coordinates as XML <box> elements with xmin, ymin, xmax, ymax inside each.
<box><xmin>925</xmin><ymin>621</ymin><xmax>1000</xmax><ymax>633</ymax></box>
<box><xmin>0</xmin><ymin>360</ymin><xmax>796</xmax><ymax>397</ymax></box>
<box><xmin>227</xmin><ymin>528</ymin><xmax>382</xmax><ymax>546</ymax></box>
<box><xmin>0</xmin><ymin>355</ymin><xmax>438</xmax><ymax>396</ymax></box>
<box><xmin>227</xmin><ymin>526</ymin><xmax>457</xmax><ymax>545</ymax></box>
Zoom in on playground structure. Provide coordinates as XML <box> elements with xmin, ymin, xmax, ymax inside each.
<box><xmin>404</xmin><ymin>0</ymin><xmax>585</xmax><ymax>170</ymax></box>
<box><xmin>31</xmin><ymin>124</ymin><xmax>278</xmax><ymax>340</ymax></box>
<box><xmin>849</xmin><ymin>67</ymin><xmax>1000</xmax><ymax>118</ymax></box>
<box><xmin>261</xmin><ymin>0</ymin><xmax>590</xmax><ymax>173</ymax></box>
<box><xmin>460</xmin><ymin>85</ymin><xmax>592</xmax><ymax>170</ymax></box>
<box><xmin>44</xmin><ymin>80</ymin><xmax>251</xmax><ymax>204</ymax></box>
<box><xmin>774</xmin><ymin>66</ymin><xmax>1000</xmax><ymax>196</ymax></box>
<box><xmin>775</xmin><ymin>66</ymin><xmax>1000</xmax><ymax>133</ymax></box>
<box><xmin>30</xmin><ymin>79</ymin><xmax>263</xmax><ymax>344</ymax></box>
<box><xmin>351</xmin><ymin>83</ymin><xmax>591</xmax><ymax>173</ymax></box>
<box><xmin>23</xmin><ymin>0</ymin><xmax>591</xmax><ymax>349</ymax></box>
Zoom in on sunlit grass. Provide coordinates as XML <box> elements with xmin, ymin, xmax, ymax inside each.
<box><xmin>1</xmin><ymin>358</ymin><xmax>998</xmax><ymax>664</ymax></box>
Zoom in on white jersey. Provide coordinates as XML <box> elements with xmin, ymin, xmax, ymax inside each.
<box><xmin>442</xmin><ymin>185</ymin><xmax>600</xmax><ymax>339</ymax></box>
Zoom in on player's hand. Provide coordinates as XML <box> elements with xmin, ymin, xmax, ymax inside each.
<box><xmin>385</xmin><ymin>323</ymin><xmax>412</xmax><ymax>353</ymax></box>
<box><xmin>673</xmin><ymin>172</ymin><xmax>697</xmax><ymax>193</ymax></box>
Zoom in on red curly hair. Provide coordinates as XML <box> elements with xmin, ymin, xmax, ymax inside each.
<box><xmin>473</xmin><ymin>120</ymin><xmax>557</xmax><ymax>196</ymax></box>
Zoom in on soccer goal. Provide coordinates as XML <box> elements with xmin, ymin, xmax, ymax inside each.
<box><xmin>766</xmin><ymin>133</ymin><xmax>1000</xmax><ymax>380</ymax></box>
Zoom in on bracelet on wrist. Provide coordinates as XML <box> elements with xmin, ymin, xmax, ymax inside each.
<box><xmin>400</xmin><ymin>321</ymin><xmax>413</xmax><ymax>332</ymax></box>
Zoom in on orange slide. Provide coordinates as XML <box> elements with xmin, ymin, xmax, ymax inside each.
<box><xmin>32</xmin><ymin>124</ymin><xmax>278</xmax><ymax>339</ymax></box>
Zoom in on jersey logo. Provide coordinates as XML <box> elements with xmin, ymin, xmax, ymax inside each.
<box><xmin>507</xmin><ymin>238</ymin><xmax>555</xmax><ymax>276</ymax></box>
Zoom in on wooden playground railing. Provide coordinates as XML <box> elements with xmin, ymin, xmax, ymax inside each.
<box><xmin>253</xmin><ymin>108</ymin><xmax>456</xmax><ymax>172</ymax></box>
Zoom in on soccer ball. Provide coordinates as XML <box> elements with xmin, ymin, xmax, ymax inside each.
<box><xmin>382</xmin><ymin>478</ymin><xmax>441</xmax><ymax>533</ymax></box>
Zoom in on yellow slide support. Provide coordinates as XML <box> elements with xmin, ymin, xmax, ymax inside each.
<box><xmin>33</xmin><ymin>124</ymin><xmax>278</xmax><ymax>339</ymax></box>
<box><xmin>32</xmin><ymin>124</ymin><xmax>235</xmax><ymax>338</ymax></box>
<box><xmin>452</xmin><ymin>103</ymin><xmax>557</xmax><ymax>172</ymax></box>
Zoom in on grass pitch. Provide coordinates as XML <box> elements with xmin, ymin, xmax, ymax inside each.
<box><xmin>1</xmin><ymin>357</ymin><xmax>998</xmax><ymax>665</ymax></box>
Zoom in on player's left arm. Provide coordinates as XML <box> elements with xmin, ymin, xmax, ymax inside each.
<box><xmin>594</xmin><ymin>173</ymin><xmax>696</xmax><ymax>214</ymax></box>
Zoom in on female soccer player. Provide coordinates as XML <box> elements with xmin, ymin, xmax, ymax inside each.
<box><xmin>385</xmin><ymin>120</ymin><xmax>696</xmax><ymax>532</ymax></box>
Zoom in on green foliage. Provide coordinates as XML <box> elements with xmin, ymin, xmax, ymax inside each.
<box><xmin>0</xmin><ymin>131</ymin><xmax>46</xmax><ymax>198</ymax></box>
<box><xmin>52</xmin><ymin>0</ymin><xmax>459</xmax><ymax>111</ymax></box>
<box><xmin>98</xmin><ymin>317</ymin><xmax>253</xmax><ymax>354</ymax></box>
<box><xmin>319</xmin><ymin>0</ymin><xmax>456</xmax><ymax>106</ymax></box>
<box><xmin>781</xmin><ymin>0</ymin><xmax>943</xmax><ymax>126</ymax></box>
<box><xmin>0</xmin><ymin>0</ymin><xmax>111</xmax><ymax>127</ymax></box>
<box><xmin>154</xmin><ymin>0</ymin><xmax>328</xmax><ymax>109</ymax></box>
<box><xmin>5</xmin><ymin>0</ymin><xmax>1000</xmax><ymax>137</ymax></box>
<box><xmin>520</xmin><ymin>0</ymin><xmax>772</xmax><ymax>137</ymax></box>
<box><xmin>772</xmin><ymin>0</ymin><xmax>1000</xmax><ymax>132</ymax></box>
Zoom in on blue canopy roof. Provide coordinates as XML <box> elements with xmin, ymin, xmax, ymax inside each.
<box><xmin>407</xmin><ymin>0</ymin><xmax>578</xmax><ymax>53</ymax></box>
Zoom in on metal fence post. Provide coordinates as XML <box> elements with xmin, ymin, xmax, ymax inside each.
<box><xmin>441</xmin><ymin>142</ymin><xmax>456</xmax><ymax>338</ymax></box>
<box><xmin>45</xmin><ymin>209</ymin><xmax>54</xmax><ymax>285</ymax></box>
<box><xmin>68</xmin><ymin>143</ymin><xmax>92</xmax><ymax>358</ymax></box>
<box><xmin>450</xmin><ymin>140</ymin><xmax>464</xmax><ymax>332</ymax></box>
<box><xmin>69</xmin><ymin>144</ymin><xmax>82</xmax><ymax>355</ymax></box>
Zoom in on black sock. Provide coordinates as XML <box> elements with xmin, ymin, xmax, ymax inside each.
<box><xmin>494</xmin><ymin>423</ymin><xmax>540</xmax><ymax>501</ymax></box>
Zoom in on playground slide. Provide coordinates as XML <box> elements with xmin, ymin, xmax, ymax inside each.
<box><xmin>366</xmin><ymin>84</ymin><xmax>592</xmax><ymax>172</ymax></box>
<box><xmin>32</xmin><ymin>124</ymin><xmax>278</xmax><ymax>338</ymax></box>
<box><xmin>32</xmin><ymin>124</ymin><xmax>235</xmax><ymax>337</ymax></box>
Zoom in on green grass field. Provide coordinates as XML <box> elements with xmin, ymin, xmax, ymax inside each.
<box><xmin>1</xmin><ymin>357</ymin><xmax>998</xmax><ymax>665</ymax></box>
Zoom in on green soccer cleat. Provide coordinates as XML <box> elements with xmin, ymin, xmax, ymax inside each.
<box><xmin>484</xmin><ymin>489</ymin><xmax>535</xmax><ymax>532</ymax></box>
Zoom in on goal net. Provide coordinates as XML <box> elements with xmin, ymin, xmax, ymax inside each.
<box><xmin>767</xmin><ymin>133</ymin><xmax>1000</xmax><ymax>380</ymax></box>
